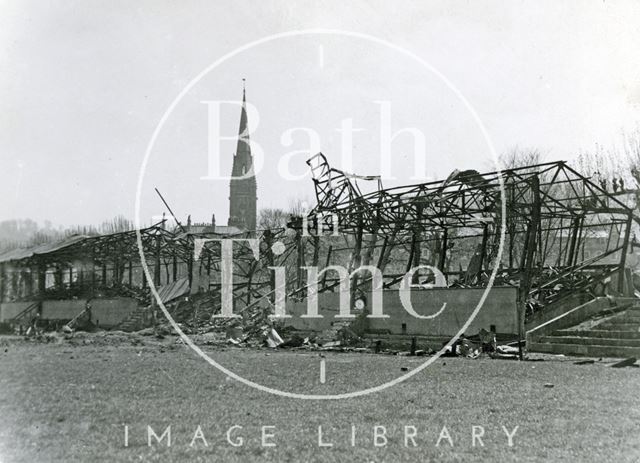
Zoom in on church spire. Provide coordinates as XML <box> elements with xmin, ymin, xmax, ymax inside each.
<box><xmin>237</xmin><ymin>78</ymin><xmax>249</xmax><ymax>156</ymax></box>
<box><xmin>228</xmin><ymin>79</ymin><xmax>257</xmax><ymax>231</ymax></box>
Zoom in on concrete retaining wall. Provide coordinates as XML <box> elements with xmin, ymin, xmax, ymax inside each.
<box><xmin>42</xmin><ymin>300</ymin><xmax>85</xmax><ymax>320</ymax></box>
<box><xmin>0</xmin><ymin>298</ymin><xmax>139</xmax><ymax>328</ymax></box>
<box><xmin>0</xmin><ymin>302</ymin><xmax>35</xmax><ymax>322</ymax></box>
<box><xmin>89</xmin><ymin>298</ymin><xmax>139</xmax><ymax>326</ymax></box>
<box><xmin>284</xmin><ymin>286</ymin><xmax>519</xmax><ymax>337</ymax></box>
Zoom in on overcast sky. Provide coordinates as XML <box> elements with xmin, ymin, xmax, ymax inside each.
<box><xmin>1</xmin><ymin>0</ymin><xmax>640</xmax><ymax>227</ymax></box>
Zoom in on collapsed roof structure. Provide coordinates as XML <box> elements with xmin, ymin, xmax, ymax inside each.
<box><xmin>303</xmin><ymin>153</ymin><xmax>635</xmax><ymax>314</ymax></box>
<box><xmin>0</xmin><ymin>154</ymin><xmax>635</xmax><ymax>331</ymax></box>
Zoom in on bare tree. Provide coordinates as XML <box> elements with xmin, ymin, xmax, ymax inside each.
<box><xmin>99</xmin><ymin>215</ymin><xmax>135</xmax><ymax>234</ymax></box>
<box><xmin>258</xmin><ymin>208</ymin><xmax>288</xmax><ymax>230</ymax></box>
<box><xmin>498</xmin><ymin>146</ymin><xmax>546</xmax><ymax>170</ymax></box>
<box><xmin>577</xmin><ymin>126</ymin><xmax>640</xmax><ymax>193</ymax></box>
<box><xmin>287</xmin><ymin>197</ymin><xmax>311</xmax><ymax>217</ymax></box>
<box><xmin>621</xmin><ymin>126</ymin><xmax>640</xmax><ymax>189</ymax></box>
<box><xmin>258</xmin><ymin>197</ymin><xmax>313</xmax><ymax>231</ymax></box>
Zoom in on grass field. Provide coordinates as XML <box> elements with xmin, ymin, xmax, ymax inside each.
<box><xmin>0</xmin><ymin>333</ymin><xmax>639</xmax><ymax>462</ymax></box>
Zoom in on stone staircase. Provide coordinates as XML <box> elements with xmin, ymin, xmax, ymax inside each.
<box><xmin>117</xmin><ymin>305</ymin><xmax>153</xmax><ymax>332</ymax></box>
<box><xmin>530</xmin><ymin>304</ymin><xmax>640</xmax><ymax>357</ymax></box>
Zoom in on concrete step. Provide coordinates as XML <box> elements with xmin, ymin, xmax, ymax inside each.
<box><xmin>609</xmin><ymin>311</ymin><xmax>640</xmax><ymax>322</ymax></box>
<box><xmin>117</xmin><ymin>308</ymin><xmax>152</xmax><ymax>332</ymax></box>
<box><xmin>554</xmin><ymin>329</ymin><xmax>640</xmax><ymax>339</ymax></box>
<box><xmin>540</xmin><ymin>336</ymin><xmax>640</xmax><ymax>347</ymax></box>
<box><xmin>529</xmin><ymin>342</ymin><xmax>640</xmax><ymax>358</ymax></box>
<box><xmin>595</xmin><ymin>322</ymin><xmax>640</xmax><ymax>331</ymax></box>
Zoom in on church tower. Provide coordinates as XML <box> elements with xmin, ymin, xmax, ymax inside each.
<box><xmin>228</xmin><ymin>81</ymin><xmax>257</xmax><ymax>231</ymax></box>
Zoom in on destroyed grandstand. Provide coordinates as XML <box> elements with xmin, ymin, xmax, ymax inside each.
<box><xmin>0</xmin><ymin>155</ymin><xmax>636</xmax><ymax>346</ymax></box>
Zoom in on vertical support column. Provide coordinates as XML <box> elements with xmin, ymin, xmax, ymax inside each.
<box><xmin>295</xmin><ymin>230</ymin><xmax>306</xmax><ymax>290</ymax></box>
<box><xmin>508</xmin><ymin>182</ymin><xmax>515</xmax><ymax>269</ymax></box>
<box><xmin>263</xmin><ymin>229</ymin><xmax>275</xmax><ymax>298</ymax></box>
<box><xmin>477</xmin><ymin>224</ymin><xmax>489</xmax><ymax>282</ymax></box>
<box><xmin>0</xmin><ymin>263</ymin><xmax>5</xmax><ymax>303</ymax></box>
<box><xmin>113</xmin><ymin>251</ymin><xmax>120</xmax><ymax>286</ymax></box>
<box><xmin>154</xmin><ymin>234</ymin><xmax>161</xmax><ymax>287</ymax></box>
<box><xmin>361</xmin><ymin>208</ymin><xmax>380</xmax><ymax>271</ymax></box>
<box><xmin>187</xmin><ymin>245</ymin><xmax>193</xmax><ymax>290</ymax></box>
<box><xmin>320</xmin><ymin>245</ymin><xmax>333</xmax><ymax>291</ymax></box>
<box><xmin>565</xmin><ymin>216</ymin><xmax>581</xmax><ymax>267</ymax></box>
<box><xmin>572</xmin><ymin>217</ymin><xmax>585</xmax><ymax>267</ymax></box>
<box><xmin>518</xmin><ymin>175</ymin><xmax>541</xmax><ymax>361</ymax></box>
<box><xmin>350</xmin><ymin>215</ymin><xmax>364</xmax><ymax>291</ymax></box>
<box><xmin>8</xmin><ymin>267</ymin><xmax>17</xmax><ymax>299</ymax></box>
<box><xmin>407</xmin><ymin>203</ymin><xmax>423</xmax><ymax>283</ymax></box>
<box><xmin>172</xmin><ymin>254</ymin><xmax>178</xmax><ymax>282</ymax></box>
<box><xmin>377</xmin><ymin>222</ymin><xmax>402</xmax><ymax>276</ymax></box>
<box><xmin>90</xmin><ymin>256</ymin><xmax>96</xmax><ymax>291</ymax></box>
<box><xmin>438</xmin><ymin>228</ymin><xmax>449</xmax><ymax>272</ymax></box>
<box><xmin>618</xmin><ymin>213</ymin><xmax>633</xmax><ymax>293</ymax></box>
<box><xmin>78</xmin><ymin>262</ymin><xmax>84</xmax><ymax>288</ymax></box>
<box><xmin>375</xmin><ymin>237</ymin><xmax>388</xmax><ymax>270</ymax></box>
<box><xmin>38</xmin><ymin>261</ymin><xmax>46</xmax><ymax>296</ymax></box>
<box><xmin>55</xmin><ymin>265</ymin><xmax>64</xmax><ymax>290</ymax></box>
<box><xmin>311</xmin><ymin>235</ymin><xmax>320</xmax><ymax>268</ymax></box>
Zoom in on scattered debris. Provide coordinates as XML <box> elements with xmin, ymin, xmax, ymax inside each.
<box><xmin>611</xmin><ymin>357</ymin><xmax>638</xmax><ymax>368</ymax></box>
<box><xmin>574</xmin><ymin>359</ymin><xmax>595</xmax><ymax>365</ymax></box>
<box><xmin>410</xmin><ymin>337</ymin><xmax>417</xmax><ymax>356</ymax></box>
<box><xmin>265</xmin><ymin>328</ymin><xmax>284</xmax><ymax>348</ymax></box>
<box><xmin>496</xmin><ymin>345</ymin><xmax>519</xmax><ymax>355</ymax></box>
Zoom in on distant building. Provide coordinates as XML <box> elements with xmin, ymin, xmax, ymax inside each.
<box><xmin>227</xmin><ymin>82</ymin><xmax>257</xmax><ymax>231</ymax></box>
<box><xmin>185</xmin><ymin>214</ymin><xmax>243</xmax><ymax>237</ymax></box>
